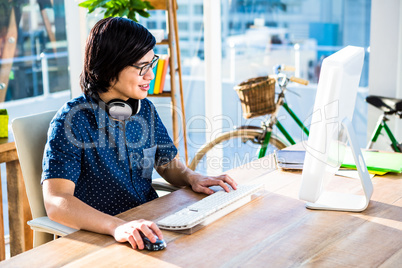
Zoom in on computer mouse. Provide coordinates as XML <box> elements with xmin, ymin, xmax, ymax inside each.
<box><xmin>140</xmin><ymin>232</ymin><xmax>167</xmax><ymax>251</ymax></box>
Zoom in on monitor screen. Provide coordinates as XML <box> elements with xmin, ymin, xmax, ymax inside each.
<box><xmin>299</xmin><ymin>46</ymin><xmax>372</xmax><ymax>211</ymax></box>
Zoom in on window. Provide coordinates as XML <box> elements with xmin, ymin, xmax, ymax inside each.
<box><xmin>0</xmin><ymin>0</ymin><xmax>71</xmax><ymax>248</ymax></box>
<box><xmin>193</xmin><ymin>4</ymin><xmax>203</xmax><ymax>15</ymax></box>
<box><xmin>178</xmin><ymin>22</ymin><xmax>189</xmax><ymax>31</ymax></box>
<box><xmin>181</xmin><ymin>48</ymin><xmax>190</xmax><ymax>57</ymax></box>
<box><xmin>147</xmin><ymin>21</ymin><xmax>157</xmax><ymax>29</ymax></box>
<box><xmin>193</xmin><ymin>22</ymin><xmax>203</xmax><ymax>31</ymax></box>
<box><xmin>222</xmin><ymin>0</ymin><xmax>371</xmax><ymax>85</ymax></box>
<box><xmin>0</xmin><ymin>1</ymin><xmax>70</xmax><ymax>102</ymax></box>
<box><xmin>172</xmin><ymin>0</ymin><xmax>372</xmax><ymax>165</ymax></box>
<box><xmin>177</xmin><ymin>4</ymin><xmax>189</xmax><ymax>15</ymax></box>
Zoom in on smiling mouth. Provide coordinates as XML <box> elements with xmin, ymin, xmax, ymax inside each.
<box><xmin>139</xmin><ymin>84</ymin><xmax>149</xmax><ymax>90</ymax></box>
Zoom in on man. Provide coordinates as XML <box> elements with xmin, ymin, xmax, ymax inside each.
<box><xmin>42</xmin><ymin>17</ymin><xmax>237</xmax><ymax>250</ymax></box>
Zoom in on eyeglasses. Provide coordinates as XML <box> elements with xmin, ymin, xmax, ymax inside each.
<box><xmin>131</xmin><ymin>55</ymin><xmax>159</xmax><ymax>76</ymax></box>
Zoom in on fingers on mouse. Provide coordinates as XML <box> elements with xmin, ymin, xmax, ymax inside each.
<box><xmin>140</xmin><ymin>232</ymin><xmax>167</xmax><ymax>251</ymax></box>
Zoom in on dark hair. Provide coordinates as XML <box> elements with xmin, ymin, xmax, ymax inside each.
<box><xmin>80</xmin><ymin>17</ymin><xmax>156</xmax><ymax>95</ymax></box>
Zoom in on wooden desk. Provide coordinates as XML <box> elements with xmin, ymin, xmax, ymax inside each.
<box><xmin>0</xmin><ymin>137</ymin><xmax>33</xmax><ymax>260</ymax></box>
<box><xmin>1</xmin><ymin>155</ymin><xmax>401</xmax><ymax>267</ymax></box>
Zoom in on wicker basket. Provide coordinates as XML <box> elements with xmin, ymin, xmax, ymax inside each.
<box><xmin>234</xmin><ymin>76</ymin><xmax>276</xmax><ymax>119</ymax></box>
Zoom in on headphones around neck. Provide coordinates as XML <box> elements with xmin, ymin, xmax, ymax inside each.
<box><xmin>91</xmin><ymin>93</ymin><xmax>141</xmax><ymax>121</ymax></box>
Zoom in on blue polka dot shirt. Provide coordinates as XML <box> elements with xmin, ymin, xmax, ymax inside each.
<box><xmin>41</xmin><ymin>94</ymin><xmax>178</xmax><ymax>215</ymax></box>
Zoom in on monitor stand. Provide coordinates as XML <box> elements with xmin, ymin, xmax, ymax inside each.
<box><xmin>305</xmin><ymin>118</ymin><xmax>374</xmax><ymax>212</ymax></box>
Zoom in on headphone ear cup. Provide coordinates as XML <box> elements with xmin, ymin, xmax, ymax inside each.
<box><xmin>107</xmin><ymin>100</ymin><xmax>133</xmax><ymax>120</ymax></box>
<box><xmin>91</xmin><ymin>94</ymin><xmax>140</xmax><ymax>120</ymax></box>
<box><xmin>126</xmin><ymin>98</ymin><xmax>141</xmax><ymax>115</ymax></box>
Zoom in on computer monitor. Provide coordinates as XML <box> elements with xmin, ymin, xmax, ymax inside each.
<box><xmin>299</xmin><ymin>46</ymin><xmax>373</xmax><ymax>212</ymax></box>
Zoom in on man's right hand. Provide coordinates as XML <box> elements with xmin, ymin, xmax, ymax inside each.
<box><xmin>113</xmin><ymin>219</ymin><xmax>163</xmax><ymax>250</ymax></box>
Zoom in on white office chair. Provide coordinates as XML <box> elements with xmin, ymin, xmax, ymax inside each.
<box><xmin>12</xmin><ymin>110</ymin><xmax>179</xmax><ymax>247</ymax></box>
<box><xmin>12</xmin><ymin>111</ymin><xmax>77</xmax><ymax>247</ymax></box>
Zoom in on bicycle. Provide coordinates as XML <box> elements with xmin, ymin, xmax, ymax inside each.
<box><xmin>366</xmin><ymin>95</ymin><xmax>402</xmax><ymax>152</ymax></box>
<box><xmin>189</xmin><ymin>66</ymin><xmax>310</xmax><ymax>172</ymax></box>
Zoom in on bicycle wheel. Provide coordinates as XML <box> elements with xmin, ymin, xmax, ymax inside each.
<box><xmin>189</xmin><ymin>127</ymin><xmax>286</xmax><ymax>174</ymax></box>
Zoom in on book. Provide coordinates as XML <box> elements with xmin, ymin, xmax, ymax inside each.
<box><xmin>274</xmin><ymin>150</ymin><xmax>305</xmax><ymax>170</ymax></box>
<box><xmin>153</xmin><ymin>56</ymin><xmax>165</xmax><ymax>94</ymax></box>
<box><xmin>148</xmin><ymin>63</ymin><xmax>158</xmax><ymax>95</ymax></box>
<box><xmin>159</xmin><ymin>55</ymin><xmax>170</xmax><ymax>93</ymax></box>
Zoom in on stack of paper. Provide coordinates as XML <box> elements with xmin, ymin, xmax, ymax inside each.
<box><xmin>274</xmin><ymin>150</ymin><xmax>305</xmax><ymax>170</ymax></box>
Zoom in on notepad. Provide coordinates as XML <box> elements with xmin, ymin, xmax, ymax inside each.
<box><xmin>341</xmin><ymin>148</ymin><xmax>402</xmax><ymax>174</ymax></box>
<box><xmin>274</xmin><ymin>149</ymin><xmax>402</xmax><ymax>174</ymax></box>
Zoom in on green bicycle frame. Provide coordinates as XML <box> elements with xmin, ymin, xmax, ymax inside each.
<box><xmin>369</xmin><ymin>119</ymin><xmax>401</xmax><ymax>152</ymax></box>
<box><xmin>258</xmin><ymin>102</ymin><xmax>310</xmax><ymax>158</ymax></box>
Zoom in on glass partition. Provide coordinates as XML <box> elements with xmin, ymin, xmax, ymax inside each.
<box><xmin>140</xmin><ymin>0</ymin><xmax>371</xmax><ymax>171</ymax></box>
<box><xmin>0</xmin><ymin>0</ymin><xmax>70</xmax><ymax>102</ymax></box>
<box><xmin>1</xmin><ymin>0</ymin><xmax>70</xmax><ymax>248</ymax></box>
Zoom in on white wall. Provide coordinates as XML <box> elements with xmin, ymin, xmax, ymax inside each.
<box><xmin>368</xmin><ymin>0</ymin><xmax>402</xmax><ymax>146</ymax></box>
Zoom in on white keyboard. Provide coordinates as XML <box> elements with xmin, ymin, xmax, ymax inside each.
<box><xmin>157</xmin><ymin>184</ymin><xmax>264</xmax><ymax>230</ymax></box>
